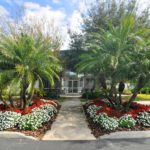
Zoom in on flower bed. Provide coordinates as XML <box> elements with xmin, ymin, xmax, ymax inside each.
<box><xmin>0</xmin><ymin>98</ymin><xmax>60</xmax><ymax>138</ymax></box>
<box><xmin>84</xmin><ymin>99</ymin><xmax>150</xmax><ymax>138</ymax></box>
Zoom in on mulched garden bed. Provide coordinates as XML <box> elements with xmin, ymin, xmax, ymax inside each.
<box><xmin>6</xmin><ymin>104</ymin><xmax>61</xmax><ymax>139</ymax></box>
<box><xmin>83</xmin><ymin>100</ymin><xmax>150</xmax><ymax>138</ymax></box>
<box><xmin>0</xmin><ymin>98</ymin><xmax>61</xmax><ymax>139</ymax></box>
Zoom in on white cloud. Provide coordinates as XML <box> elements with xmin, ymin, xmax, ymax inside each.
<box><xmin>24</xmin><ymin>2</ymin><xmax>41</xmax><ymax>10</ymax></box>
<box><xmin>24</xmin><ymin>2</ymin><xmax>66</xmax><ymax>28</ymax></box>
<box><xmin>68</xmin><ymin>10</ymin><xmax>83</xmax><ymax>34</ymax></box>
<box><xmin>52</xmin><ymin>0</ymin><xmax>61</xmax><ymax>4</ymax></box>
<box><xmin>22</xmin><ymin>2</ymin><xmax>67</xmax><ymax>49</ymax></box>
<box><xmin>0</xmin><ymin>5</ymin><xmax>9</xmax><ymax>17</ymax></box>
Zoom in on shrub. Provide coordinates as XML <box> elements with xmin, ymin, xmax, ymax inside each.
<box><xmin>0</xmin><ymin>111</ymin><xmax>21</xmax><ymax>130</ymax></box>
<box><xmin>40</xmin><ymin>104</ymin><xmax>57</xmax><ymax>116</ymax></box>
<box><xmin>119</xmin><ymin>114</ymin><xmax>136</xmax><ymax>128</ymax></box>
<box><xmin>94</xmin><ymin>113</ymin><xmax>118</xmax><ymax>131</ymax></box>
<box><xmin>43</xmin><ymin>90</ymin><xmax>60</xmax><ymax>99</ymax></box>
<box><xmin>87</xmin><ymin>105</ymin><xmax>102</xmax><ymax>118</ymax></box>
<box><xmin>140</xmin><ymin>87</ymin><xmax>150</xmax><ymax>94</ymax></box>
<box><xmin>123</xmin><ymin>89</ymin><xmax>132</xmax><ymax>95</ymax></box>
<box><xmin>137</xmin><ymin>111</ymin><xmax>150</xmax><ymax>127</ymax></box>
<box><xmin>18</xmin><ymin>109</ymin><xmax>50</xmax><ymax>130</ymax></box>
<box><xmin>32</xmin><ymin>108</ymin><xmax>51</xmax><ymax>122</ymax></box>
<box><xmin>82</xmin><ymin>91</ymin><xmax>104</xmax><ymax>99</ymax></box>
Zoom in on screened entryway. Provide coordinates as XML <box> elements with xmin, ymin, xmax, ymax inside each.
<box><xmin>61</xmin><ymin>71</ymin><xmax>85</xmax><ymax>95</ymax></box>
<box><xmin>68</xmin><ymin>80</ymin><xmax>78</xmax><ymax>93</ymax></box>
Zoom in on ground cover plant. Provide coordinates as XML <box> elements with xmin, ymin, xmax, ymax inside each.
<box><xmin>84</xmin><ymin>99</ymin><xmax>150</xmax><ymax>137</ymax></box>
<box><xmin>0</xmin><ymin>98</ymin><xmax>60</xmax><ymax>138</ymax></box>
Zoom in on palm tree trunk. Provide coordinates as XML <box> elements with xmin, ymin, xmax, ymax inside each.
<box><xmin>125</xmin><ymin>90</ymin><xmax>139</xmax><ymax>112</ymax></box>
<box><xmin>125</xmin><ymin>75</ymin><xmax>147</xmax><ymax>112</ymax></box>
<box><xmin>8</xmin><ymin>95</ymin><xmax>15</xmax><ymax>108</ymax></box>
<box><xmin>27</xmin><ymin>89</ymin><xmax>35</xmax><ymax>106</ymax></box>
<box><xmin>118</xmin><ymin>92</ymin><xmax>122</xmax><ymax>105</ymax></box>
<box><xmin>22</xmin><ymin>85</ymin><xmax>27</xmax><ymax>109</ymax></box>
<box><xmin>91</xmin><ymin>77</ymin><xmax>96</xmax><ymax>92</ymax></box>
<box><xmin>99</xmin><ymin>73</ymin><xmax>107</xmax><ymax>90</ymax></box>
<box><xmin>0</xmin><ymin>91</ymin><xmax>10</xmax><ymax>108</ymax></box>
<box><xmin>99</xmin><ymin>74</ymin><xmax>116</xmax><ymax>108</ymax></box>
<box><xmin>21</xmin><ymin>75</ymin><xmax>27</xmax><ymax>110</ymax></box>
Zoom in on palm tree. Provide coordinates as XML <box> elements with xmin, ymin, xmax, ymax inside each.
<box><xmin>0</xmin><ymin>33</ymin><xmax>61</xmax><ymax>109</ymax></box>
<box><xmin>77</xmin><ymin>15</ymin><xmax>150</xmax><ymax>111</ymax></box>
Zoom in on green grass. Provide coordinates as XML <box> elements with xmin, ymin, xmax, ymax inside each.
<box><xmin>80</xmin><ymin>94</ymin><xmax>150</xmax><ymax>102</ymax></box>
<box><xmin>123</xmin><ymin>94</ymin><xmax>150</xmax><ymax>101</ymax></box>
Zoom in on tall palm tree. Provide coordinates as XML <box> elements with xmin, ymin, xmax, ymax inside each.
<box><xmin>0</xmin><ymin>33</ymin><xmax>61</xmax><ymax>109</ymax></box>
<box><xmin>77</xmin><ymin>15</ymin><xmax>150</xmax><ymax>111</ymax></box>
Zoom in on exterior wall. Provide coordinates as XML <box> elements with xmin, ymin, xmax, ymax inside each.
<box><xmin>84</xmin><ymin>78</ymin><xmax>94</xmax><ymax>90</ymax></box>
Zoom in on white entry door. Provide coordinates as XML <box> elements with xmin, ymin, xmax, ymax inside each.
<box><xmin>68</xmin><ymin>80</ymin><xmax>78</xmax><ymax>93</ymax></box>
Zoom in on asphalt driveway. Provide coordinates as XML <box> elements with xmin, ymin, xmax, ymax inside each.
<box><xmin>0</xmin><ymin>138</ymin><xmax>150</xmax><ymax>150</ymax></box>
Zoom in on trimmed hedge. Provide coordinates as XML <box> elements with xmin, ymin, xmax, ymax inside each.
<box><xmin>43</xmin><ymin>90</ymin><xmax>60</xmax><ymax>99</ymax></box>
<box><xmin>82</xmin><ymin>91</ymin><xmax>105</xmax><ymax>99</ymax></box>
<box><xmin>140</xmin><ymin>87</ymin><xmax>150</xmax><ymax>94</ymax></box>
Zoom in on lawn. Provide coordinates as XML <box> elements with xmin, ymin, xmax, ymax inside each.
<box><xmin>123</xmin><ymin>94</ymin><xmax>150</xmax><ymax>101</ymax></box>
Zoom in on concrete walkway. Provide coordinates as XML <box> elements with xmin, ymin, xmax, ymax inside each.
<box><xmin>42</xmin><ymin>98</ymin><xmax>95</xmax><ymax>140</ymax></box>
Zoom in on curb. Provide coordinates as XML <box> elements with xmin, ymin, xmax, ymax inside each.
<box><xmin>0</xmin><ymin>131</ymin><xmax>38</xmax><ymax>140</ymax></box>
<box><xmin>98</xmin><ymin>131</ymin><xmax>150</xmax><ymax>140</ymax></box>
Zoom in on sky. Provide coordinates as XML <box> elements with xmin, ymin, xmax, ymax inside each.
<box><xmin>0</xmin><ymin>0</ymin><xmax>149</xmax><ymax>49</ymax></box>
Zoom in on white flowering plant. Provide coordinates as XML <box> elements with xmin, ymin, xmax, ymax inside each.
<box><xmin>137</xmin><ymin>111</ymin><xmax>150</xmax><ymax>127</ymax></box>
<box><xmin>40</xmin><ymin>104</ymin><xmax>57</xmax><ymax>116</ymax></box>
<box><xmin>87</xmin><ymin>105</ymin><xmax>102</xmax><ymax>118</ymax></box>
<box><xmin>18</xmin><ymin>109</ymin><xmax>51</xmax><ymax>131</ymax></box>
<box><xmin>119</xmin><ymin>114</ymin><xmax>136</xmax><ymax>128</ymax></box>
<box><xmin>0</xmin><ymin>111</ymin><xmax>21</xmax><ymax>131</ymax></box>
<box><xmin>94</xmin><ymin>113</ymin><xmax>119</xmax><ymax>131</ymax></box>
<box><xmin>18</xmin><ymin>104</ymin><xmax>58</xmax><ymax>131</ymax></box>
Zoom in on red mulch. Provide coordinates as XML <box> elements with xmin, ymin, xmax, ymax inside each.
<box><xmin>0</xmin><ymin>98</ymin><xmax>61</xmax><ymax>139</ymax></box>
<box><xmin>88</xmin><ymin>99</ymin><xmax>150</xmax><ymax>118</ymax></box>
<box><xmin>0</xmin><ymin>98</ymin><xmax>58</xmax><ymax>115</ymax></box>
<box><xmin>84</xmin><ymin>99</ymin><xmax>150</xmax><ymax>138</ymax></box>
<box><xmin>6</xmin><ymin>104</ymin><xmax>61</xmax><ymax>139</ymax></box>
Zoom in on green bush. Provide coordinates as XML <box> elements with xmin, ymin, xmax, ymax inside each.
<box><xmin>40</xmin><ymin>104</ymin><xmax>57</xmax><ymax>116</ymax></box>
<box><xmin>132</xmin><ymin>87</ymin><xmax>150</xmax><ymax>94</ymax></box>
<box><xmin>123</xmin><ymin>89</ymin><xmax>132</xmax><ymax>95</ymax></box>
<box><xmin>140</xmin><ymin>87</ymin><xmax>150</xmax><ymax>94</ymax></box>
<box><xmin>18</xmin><ymin>104</ymin><xmax>58</xmax><ymax>131</ymax></box>
<box><xmin>87</xmin><ymin>105</ymin><xmax>102</xmax><ymax>118</ymax></box>
<box><xmin>94</xmin><ymin>113</ymin><xmax>119</xmax><ymax>131</ymax></box>
<box><xmin>119</xmin><ymin>115</ymin><xmax>136</xmax><ymax>128</ymax></box>
<box><xmin>82</xmin><ymin>91</ymin><xmax>104</xmax><ymax>99</ymax></box>
<box><xmin>43</xmin><ymin>90</ymin><xmax>60</xmax><ymax>99</ymax></box>
<box><xmin>18</xmin><ymin>109</ymin><xmax>50</xmax><ymax>130</ymax></box>
<box><xmin>137</xmin><ymin>111</ymin><xmax>150</xmax><ymax>127</ymax></box>
<box><xmin>0</xmin><ymin>111</ymin><xmax>21</xmax><ymax>131</ymax></box>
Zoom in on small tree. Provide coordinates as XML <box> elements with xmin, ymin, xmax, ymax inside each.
<box><xmin>63</xmin><ymin>33</ymin><xmax>85</xmax><ymax>72</ymax></box>
<box><xmin>0</xmin><ymin>33</ymin><xmax>61</xmax><ymax>109</ymax></box>
<box><xmin>77</xmin><ymin>15</ymin><xmax>150</xmax><ymax>111</ymax></box>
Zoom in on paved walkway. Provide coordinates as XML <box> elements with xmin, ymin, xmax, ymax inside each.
<box><xmin>42</xmin><ymin>98</ymin><xmax>95</xmax><ymax>140</ymax></box>
<box><xmin>137</xmin><ymin>101</ymin><xmax>150</xmax><ymax>105</ymax></box>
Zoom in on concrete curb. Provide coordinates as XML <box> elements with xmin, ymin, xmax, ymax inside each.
<box><xmin>0</xmin><ymin>131</ymin><xmax>38</xmax><ymax>140</ymax></box>
<box><xmin>98</xmin><ymin>131</ymin><xmax>150</xmax><ymax>140</ymax></box>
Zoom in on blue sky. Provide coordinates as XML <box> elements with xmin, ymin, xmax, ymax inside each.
<box><xmin>0</xmin><ymin>0</ymin><xmax>78</xmax><ymax>18</ymax></box>
<box><xmin>0</xmin><ymin>0</ymin><xmax>87</xmax><ymax>49</ymax></box>
<box><xmin>0</xmin><ymin>0</ymin><xmax>149</xmax><ymax>49</ymax></box>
